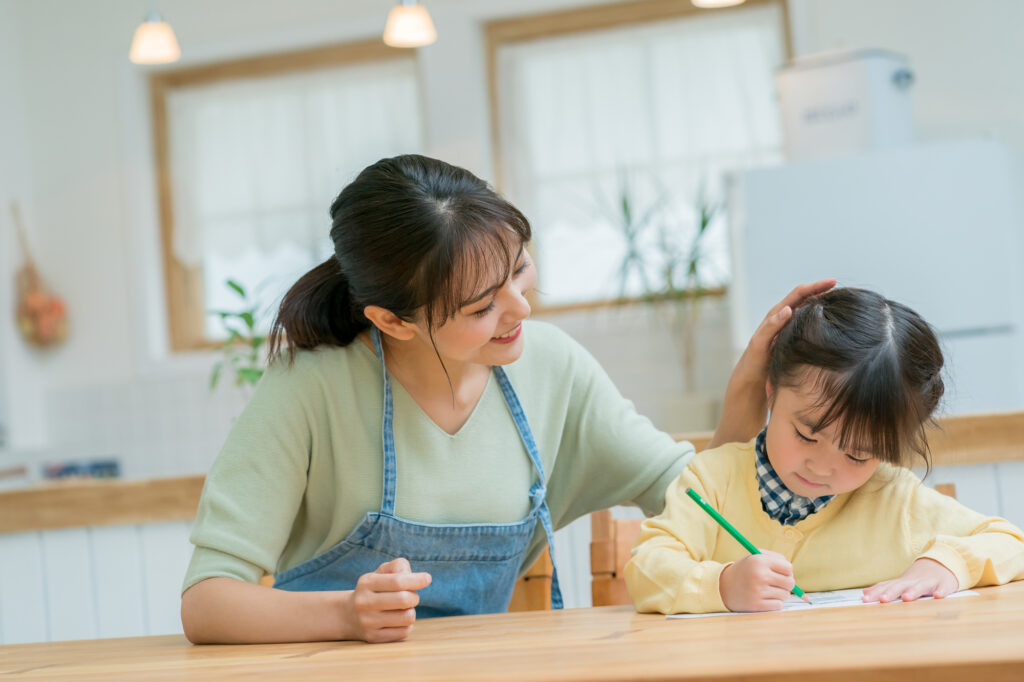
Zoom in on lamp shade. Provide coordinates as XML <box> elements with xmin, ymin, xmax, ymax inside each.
<box><xmin>692</xmin><ymin>0</ymin><xmax>746</xmax><ymax>7</ymax></box>
<box><xmin>129</xmin><ymin>13</ymin><xmax>181</xmax><ymax>64</ymax></box>
<box><xmin>383</xmin><ymin>2</ymin><xmax>437</xmax><ymax>48</ymax></box>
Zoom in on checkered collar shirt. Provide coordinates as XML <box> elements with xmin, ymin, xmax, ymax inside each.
<box><xmin>755</xmin><ymin>428</ymin><xmax>835</xmax><ymax>526</ymax></box>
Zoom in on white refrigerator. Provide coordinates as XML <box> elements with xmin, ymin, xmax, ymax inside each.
<box><xmin>727</xmin><ymin>138</ymin><xmax>1024</xmax><ymax>416</ymax></box>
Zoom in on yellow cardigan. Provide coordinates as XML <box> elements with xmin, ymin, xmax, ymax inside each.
<box><xmin>624</xmin><ymin>439</ymin><xmax>1024</xmax><ymax>614</ymax></box>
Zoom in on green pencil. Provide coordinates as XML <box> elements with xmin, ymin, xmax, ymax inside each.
<box><xmin>685</xmin><ymin>487</ymin><xmax>812</xmax><ymax>604</ymax></box>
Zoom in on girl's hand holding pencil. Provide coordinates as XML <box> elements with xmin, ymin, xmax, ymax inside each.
<box><xmin>685</xmin><ymin>487</ymin><xmax>813</xmax><ymax>611</ymax></box>
<box><xmin>719</xmin><ymin>552</ymin><xmax>799</xmax><ymax>612</ymax></box>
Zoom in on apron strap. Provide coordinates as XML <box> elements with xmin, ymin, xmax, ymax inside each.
<box><xmin>371</xmin><ymin>327</ymin><xmax>398</xmax><ymax>515</ymax></box>
<box><xmin>496</xmin><ymin>366</ymin><xmax>564</xmax><ymax>610</ymax></box>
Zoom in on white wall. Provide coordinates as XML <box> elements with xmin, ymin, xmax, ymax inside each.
<box><xmin>3</xmin><ymin>0</ymin><xmax>1024</xmax><ymax>460</ymax></box>
<box><xmin>0</xmin><ymin>0</ymin><xmax>47</xmax><ymax>449</ymax></box>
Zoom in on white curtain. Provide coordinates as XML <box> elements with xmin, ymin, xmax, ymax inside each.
<box><xmin>165</xmin><ymin>58</ymin><xmax>422</xmax><ymax>335</ymax></box>
<box><xmin>497</xmin><ymin>5</ymin><xmax>785</xmax><ymax>304</ymax></box>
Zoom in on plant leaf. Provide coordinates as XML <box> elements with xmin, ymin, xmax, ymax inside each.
<box><xmin>227</xmin><ymin>279</ymin><xmax>246</xmax><ymax>298</ymax></box>
<box><xmin>237</xmin><ymin>368</ymin><xmax>264</xmax><ymax>385</ymax></box>
<box><xmin>209</xmin><ymin>361</ymin><xmax>223</xmax><ymax>390</ymax></box>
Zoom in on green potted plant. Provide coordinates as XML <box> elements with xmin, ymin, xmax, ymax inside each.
<box><xmin>209</xmin><ymin>279</ymin><xmax>266</xmax><ymax>395</ymax></box>
<box><xmin>605</xmin><ymin>171</ymin><xmax>724</xmax><ymax>430</ymax></box>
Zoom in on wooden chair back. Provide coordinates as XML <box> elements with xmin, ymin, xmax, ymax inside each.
<box><xmin>589</xmin><ymin>509</ymin><xmax>642</xmax><ymax>607</ymax></box>
<box><xmin>506</xmin><ymin>551</ymin><xmax>553</xmax><ymax>611</ymax></box>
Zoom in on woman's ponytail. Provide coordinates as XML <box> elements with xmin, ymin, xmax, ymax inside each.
<box><xmin>267</xmin><ymin>257</ymin><xmax>366</xmax><ymax>363</ymax></box>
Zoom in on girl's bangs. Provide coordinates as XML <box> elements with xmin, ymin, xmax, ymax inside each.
<box><xmin>804</xmin><ymin>367</ymin><xmax>925</xmax><ymax>466</ymax></box>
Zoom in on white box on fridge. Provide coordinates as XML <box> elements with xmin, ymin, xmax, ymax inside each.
<box><xmin>776</xmin><ymin>49</ymin><xmax>915</xmax><ymax>160</ymax></box>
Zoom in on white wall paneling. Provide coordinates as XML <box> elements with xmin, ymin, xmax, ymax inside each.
<box><xmin>90</xmin><ymin>526</ymin><xmax>147</xmax><ymax>639</ymax></box>
<box><xmin>0</xmin><ymin>531</ymin><xmax>49</xmax><ymax>644</ymax></box>
<box><xmin>41</xmin><ymin>529</ymin><xmax>98</xmax><ymax>642</ymax></box>
<box><xmin>0</xmin><ymin>522</ymin><xmax>192</xmax><ymax>645</ymax></box>
<box><xmin>140</xmin><ymin>522</ymin><xmax>194</xmax><ymax>636</ymax></box>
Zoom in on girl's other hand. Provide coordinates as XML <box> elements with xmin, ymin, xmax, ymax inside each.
<box><xmin>345</xmin><ymin>557</ymin><xmax>432</xmax><ymax>643</ymax></box>
<box><xmin>718</xmin><ymin>551</ymin><xmax>796</xmax><ymax>612</ymax></box>
<box><xmin>862</xmin><ymin>558</ymin><xmax>959</xmax><ymax>603</ymax></box>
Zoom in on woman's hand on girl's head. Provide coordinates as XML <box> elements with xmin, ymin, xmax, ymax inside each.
<box><xmin>344</xmin><ymin>557</ymin><xmax>432</xmax><ymax>643</ymax></box>
<box><xmin>861</xmin><ymin>558</ymin><xmax>959</xmax><ymax>604</ymax></box>
<box><xmin>746</xmin><ymin>279</ymin><xmax>837</xmax><ymax>367</ymax></box>
<box><xmin>711</xmin><ymin>279</ymin><xmax>836</xmax><ymax>448</ymax></box>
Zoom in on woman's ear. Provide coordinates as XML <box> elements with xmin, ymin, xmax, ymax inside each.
<box><xmin>363</xmin><ymin>305</ymin><xmax>417</xmax><ymax>341</ymax></box>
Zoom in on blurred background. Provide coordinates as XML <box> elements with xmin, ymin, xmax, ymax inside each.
<box><xmin>1</xmin><ymin>0</ymin><xmax>1023</xmax><ymax>641</ymax></box>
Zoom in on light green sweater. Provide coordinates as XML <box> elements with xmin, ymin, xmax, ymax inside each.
<box><xmin>184</xmin><ymin>320</ymin><xmax>695</xmax><ymax>591</ymax></box>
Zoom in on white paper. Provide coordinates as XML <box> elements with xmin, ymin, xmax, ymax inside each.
<box><xmin>667</xmin><ymin>588</ymin><xmax>978</xmax><ymax>619</ymax></box>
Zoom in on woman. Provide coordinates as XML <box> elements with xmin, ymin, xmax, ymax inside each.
<box><xmin>180</xmin><ymin>154</ymin><xmax>832</xmax><ymax>643</ymax></box>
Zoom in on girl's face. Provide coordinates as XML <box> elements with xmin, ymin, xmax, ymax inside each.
<box><xmin>764</xmin><ymin>381</ymin><xmax>881</xmax><ymax>497</ymax></box>
<box><xmin>417</xmin><ymin>247</ymin><xmax>536</xmax><ymax>368</ymax></box>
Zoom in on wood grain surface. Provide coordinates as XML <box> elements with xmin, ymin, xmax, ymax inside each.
<box><xmin>2</xmin><ymin>582</ymin><xmax>1023</xmax><ymax>681</ymax></box>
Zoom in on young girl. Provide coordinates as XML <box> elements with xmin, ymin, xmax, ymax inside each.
<box><xmin>626</xmin><ymin>287</ymin><xmax>1024</xmax><ymax>614</ymax></box>
<box><xmin>180</xmin><ymin>154</ymin><xmax>832</xmax><ymax>643</ymax></box>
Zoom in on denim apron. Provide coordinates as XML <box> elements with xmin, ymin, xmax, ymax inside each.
<box><xmin>273</xmin><ymin>327</ymin><xmax>563</xmax><ymax>617</ymax></box>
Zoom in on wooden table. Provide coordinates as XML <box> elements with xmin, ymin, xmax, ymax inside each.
<box><xmin>3</xmin><ymin>582</ymin><xmax>1023</xmax><ymax>681</ymax></box>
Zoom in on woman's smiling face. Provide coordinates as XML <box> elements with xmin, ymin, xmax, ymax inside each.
<box><xmin>411</xmin><ymin>246</ymin><xmax>536</xmax><ymax>368</ymax></box>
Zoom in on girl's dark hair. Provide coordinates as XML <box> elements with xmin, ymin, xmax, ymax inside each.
<box><xmin>268</xmin><ymin>155</ymin><xmax>531</xmax><ymax>362</ymax></box>
<box><xmin>768</xmin><ymin>287</ymin><xmax>944</xmax><ymax>469</ymax></box>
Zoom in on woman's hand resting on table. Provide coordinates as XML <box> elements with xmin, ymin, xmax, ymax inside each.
<box><xmin>344</xmin><ymin>558</ymin><xmax>432</xmax><ymax>643</ymax></box>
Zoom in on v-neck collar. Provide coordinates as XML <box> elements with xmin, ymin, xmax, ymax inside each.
<box><xmin>356</xmin><ymin>332</ymin><xmax>495</xmax><ymax>438</ymax></box>
<box><xmin>389</xmin><ymin>370</ymin><xmax>494</xmax><ymax>439</ymax></box>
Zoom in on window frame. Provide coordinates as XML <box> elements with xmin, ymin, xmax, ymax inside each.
<box><xmin>150</xmin><ymin>39</ymin><xmax>413</xmax><ymax>352</ymax></box>
<box><xmin>484</xmin><ymin>0</ymin><xmax>792</xmax><ymax>313</ymax></box>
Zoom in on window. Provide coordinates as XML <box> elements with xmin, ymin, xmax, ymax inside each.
<box><xmin>152</xmin><ymin>41</ymin><xmax>423</xmax><ymax>350</ymax></box>
<box><xmin>489</xmin><ymin>1</ymin><xmax>788</xmax><ymax>306</ymax></box>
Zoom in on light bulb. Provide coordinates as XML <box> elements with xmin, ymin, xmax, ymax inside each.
<box><xmin>129</xmin><ymin>12</ymin><xmax>181</xmax><ymax>65</ymax></box>
<box><xmin>383</xmin><ymin>2</ymin><xmax>437</xmax><ymax>48</ymax></box>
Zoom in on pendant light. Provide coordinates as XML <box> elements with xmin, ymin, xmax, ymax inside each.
<box><xmin>692</xmin><ymin>0</ymin><xmax>746</xmax><ymax>7</ymax></box>
<box><xmin>129</xmin><ymin>12</ymin><xmax>181</xmax><ymax>64</ymax></box>
<box><xmin>383</xmin><ymin>0</ymin><xmax>437</xmax><ymax>48</ymax></box>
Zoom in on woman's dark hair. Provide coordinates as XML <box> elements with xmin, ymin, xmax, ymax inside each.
<box><xmin>268</xmin><ymin>154</ymin><xmax>531</xmax><ymax>362</ymax></box>
<box><xmin>768</xmin><ymin>287</ymin><xmax>945</xmax><ymax>469</ymax></box>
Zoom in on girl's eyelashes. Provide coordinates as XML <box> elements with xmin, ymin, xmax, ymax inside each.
<box><xmin>793</xmin><ymin>425</ymin><xmax>816</xmax><ymax>443</ymax></box>
<box><xmin>846</xmin><ymin>453</ymin><xmax>873</xmax><ymax>464</ymax></box>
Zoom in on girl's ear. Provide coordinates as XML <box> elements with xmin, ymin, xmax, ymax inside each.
<box><xmin>363</xmin><ymin>305</ymin><xmax>417</xmax><ymax>341</ymax></box>
<box><xmin>765</xmin><ymin>380</ymin><xmax>776</xmax><ymax>406</ymax></box>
